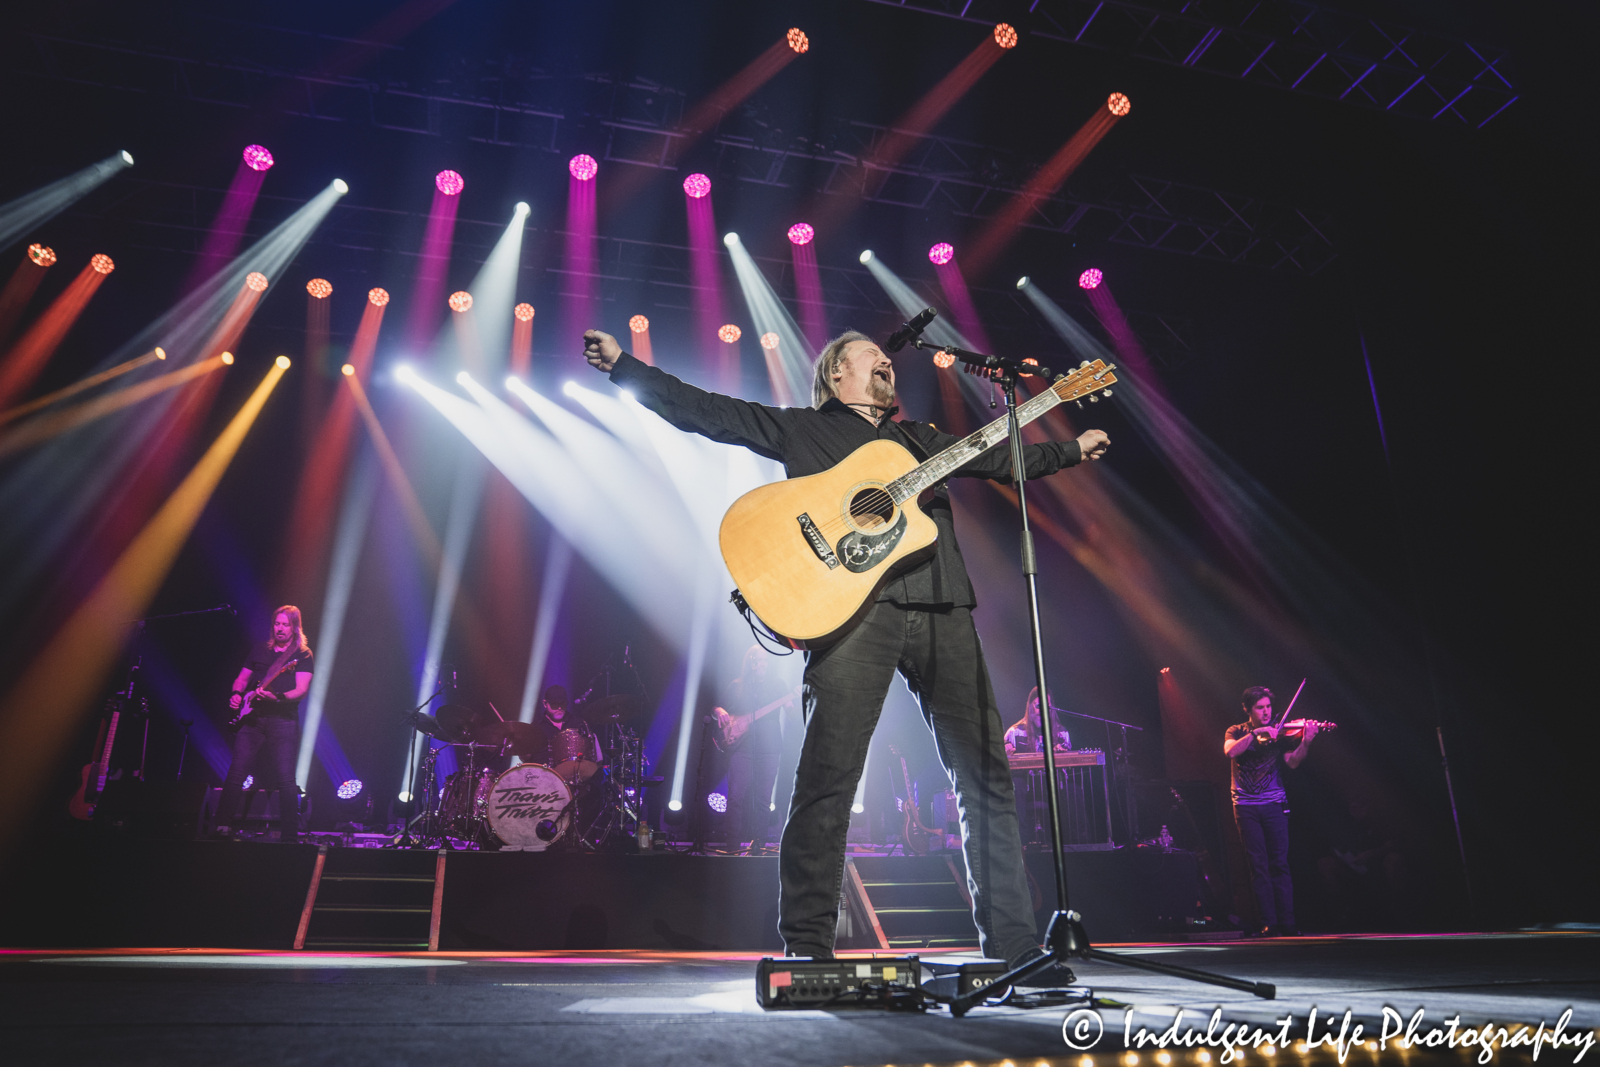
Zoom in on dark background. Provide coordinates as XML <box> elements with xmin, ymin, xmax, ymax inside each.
<box><xmin>0</xmin><ymin>0</ymin><xmax>1589</xmax><ymax>928</ymax></box>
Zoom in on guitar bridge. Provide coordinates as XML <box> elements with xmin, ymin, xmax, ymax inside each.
<box><xmin>796</xmin><ymin>513</ymin><xmax>840</xmax><ymax>569</ymax></box>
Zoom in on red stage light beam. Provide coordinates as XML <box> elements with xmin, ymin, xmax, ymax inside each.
<box><xmin>0</xmin><ymin>358</ymin><xmax>288</xmax><ymax>854</ymax></box>
<box><xmin>0</xmin><ymin>248</ymin><xmax>54</xmax><ymax>347</ymax></box>
<box><xmin>628</xmin><ymin>314</ymin><xmax>653</xmax><ymax>366</ymax></box>
<box><xmin>964</xmin><ymin>94</ymin><xmax>1131</xmax><ymax>276</ymax></box>
<box><xmin>0</xmin><ymin>258</ymin><xmax>114</xmax><ymax>410</ymax></box>
<box><xmin>511</xmin><ymin>304</ymin><xmax>535</xmax><ymax>375</ymax></box>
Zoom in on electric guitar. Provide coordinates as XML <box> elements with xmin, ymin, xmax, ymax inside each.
<box><xmin>228</xmin><ymin>653</ymin><xmax>301</xmax><ymax>727</ymax></box>
<box><xmin>719</xmin><ymin>360</ymin><xmax>1117</xmax><ymax>647</ymax></box>
<box><xmin>889</xmin><ymin>745</ymin><xmax>935</xmax><ymax>856</ymax></box>
<box><xmin>67</xmin><ymin>696</ymin><xmax>124</xmax><ymax>820</ymax></box>
<box><xmin>712</xmin><ymin>685</ymin><xmax>801</xmax><ymax>753</ymax></box>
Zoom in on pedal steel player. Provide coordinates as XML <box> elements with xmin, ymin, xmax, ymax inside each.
<box><xmin>1223</xmin><ymin>685</ymin><xmax>1320</xmax><ymax>936</ymax></box>
<box><xmin>583</xmin><ymin>326</ymin><xmax>1109</xmax><ymax>969</ymax></box>
<box><xmin>215</xmin><ymin>606</ymin><xmax>314</xmax><ymax>841</ymax></box>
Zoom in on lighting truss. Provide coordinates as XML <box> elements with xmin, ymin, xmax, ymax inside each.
<box><xmin>8</xmin><ymin>23</ymin><xmax>1333</xmax><ymax>274</ymax></box>
<box><xmin>860</xmin><ymin>0</ymin><xmax>1517</xmax><ymax>128</ymax></box>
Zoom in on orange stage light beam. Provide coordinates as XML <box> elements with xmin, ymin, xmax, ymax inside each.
<box><xmin>0</xmin><ymin>347</ymin><xmax>165</xmax><ymax>427</ymax></box>
<box><xmin>344</xmin><ymin>372</ymin><xmax>442</xmax><ymax>565</ymax></box>
<box><xmin>0</xmin><ymin>359</ymin><xmax>287</xmax><ymax>854</ymax></box>
<box><xmin>627</xmin><ymin>315</ymin><xmax>653</xmax><ymax>366</ymax></box>
<box><xmin>0</xmin><ymin>252</ymin><xmax>53</xmax><ymax>347</ymax></box>
<box><xmin>511</xmin><ymin>305</ymin><xmax>534</xmax><ymax>375</ymax></box>
<box><xmin>0</xmin><ymin>261</ymin><xmax>112</xmax><ymax>410</ymax></box>
<box><xmin>0</xmin><ymin>354</ymin><xmax>227</xmax><ymax>459</ymax></box>
<box><xmin>964</xmin><ymin>98</ymin><xmax>1127</xmax><ymax>276</ymax></box>
<box><xmin>279</xmin><ymin>300</ymin><xmax>387</xmax><ymax>601</ymax></box>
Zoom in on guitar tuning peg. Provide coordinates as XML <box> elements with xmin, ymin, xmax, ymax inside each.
<box><xmin>1079</xmin><ymin>360</ymin><xmax>1091</xmax><ymax>369</ymax></box>
<box><xmin>1075</xmin><ymin>399</ymin><xmax>1084</xmax><ymax>408</ymax></box>
<box><xmin>1100</xmin><ymin>388</ymin><xmax>1113</xmax><ymax>398</ymax></box>
<box><xmin>1088</xmin><ymin>394</ymin><xmax>1100</xmax><ymax>402</ymax></box>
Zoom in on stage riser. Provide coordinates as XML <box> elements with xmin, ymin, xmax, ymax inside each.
<box><xmin>0</xmin><ymin>841</ymin><xmax>1202</xmax><ymax>950</ymax></box>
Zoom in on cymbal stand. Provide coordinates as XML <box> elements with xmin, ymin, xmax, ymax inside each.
<box><xmin>907</xmin><ymin>339</ymin><xmax>1276</xmax><ymax>1015</ymax></box>
<box><xmin>394</xmin><ymin>685</ymin><xmax>447</xmax><ymax>848</ymax></box>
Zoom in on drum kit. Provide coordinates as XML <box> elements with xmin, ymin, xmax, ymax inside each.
<box><xmin>399</xmin><ymin>693</ymin><xmax>655</xmax><ymax>851</ymax></box>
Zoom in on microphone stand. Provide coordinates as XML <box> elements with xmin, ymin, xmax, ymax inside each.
<box><xmin>908</xmin><ymin>338</ymin><xmax>1276</xmax><ymax>1014</ymax></box>
<box><xmin>394</xmin><ymin>686</ymin><xmax>448</xmax><ymax>849</ymax></box>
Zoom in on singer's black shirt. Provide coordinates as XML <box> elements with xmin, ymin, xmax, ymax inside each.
<box><xmin>609</xmin><ymin>352</ymin><xmax>1081</xmax><ymax>609</ymax></box>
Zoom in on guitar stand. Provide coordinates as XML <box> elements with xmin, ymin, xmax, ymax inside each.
<box><xmin>906</xmin><ymin>347</ymin><xmax>1277</xmax><ymax>1017</ymax></box>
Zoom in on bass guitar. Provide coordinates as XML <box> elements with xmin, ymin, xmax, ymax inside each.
<box><xmin>889</xmin><ymin>745</ymin><xmax>936</xmax><ymax>856</ymax></box>
<box><xmin>67</xmin><ymin>695</ymin><xmax>124</xmax><ymax>821</ymax></box>
<box><xmin>712</xmin><ymin>685</ymin><xmax>801</xmax><ymax>753</ymax></box>
<box><xmin>719</xmin><ymin>360</ymin><xmax>1116</xmax><ymax>647</ymax></box>
<box><xmin>228</xmin><ymin>654</ymin><xmax>301</xmax><ymax>727</ymax></box>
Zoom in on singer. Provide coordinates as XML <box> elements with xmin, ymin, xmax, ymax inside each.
<box><xmin>584</xmin><ymin>325</ymin><xmax>1107</xmax><ymax>970</ymax></box>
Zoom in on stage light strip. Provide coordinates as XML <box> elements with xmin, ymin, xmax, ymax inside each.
<box><xmin>344</xmin><ymin>372</ymin><xmax>442</xmax><ymax>564</ymax></box>
<box><xmin>0</xmin><ymin>348</ymin><xmax>165</xmax><ymax>427</ymax></box>
<box><xmin>667</xmin><ymin>574</ymin><xmax>717</xmax><ymax>813</ymax></box>
<box><xmin>295</xmin><ymin>451</ymin><xmax>377</xmax><ymax>789</ymax></box>
<box><xmin>0</xmin><ymin>359</ymin><xmax>286</xmax><ymax>852</ymax></box>
<box><xmin>723</xmin><ymin>234</ymin><xmax>813</xmax><ymax>404</ymax></box>
<box><xmin>518</xmin><ymin>537</ymin><xmax>573</xmax><ymax>725</ymax></box>
<box><xmin>0</xmin><ymin>260</ymin><xmax>114</xmax><ymax>410</ymax></box>
<box><xmin>466</xmin><ymin>205</ymin><xmax>529</xmax><ymax>375</ymax></box>
<box><xmin>0</xmin><ymin>151</ymin><xmax>132</xmax><ymax>252</ymax></box>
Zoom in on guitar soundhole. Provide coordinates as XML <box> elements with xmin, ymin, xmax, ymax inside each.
<box><xmin>848</xmin><ymin>487</ymin><xmax>894</xmax><ymax>530</ymax></box>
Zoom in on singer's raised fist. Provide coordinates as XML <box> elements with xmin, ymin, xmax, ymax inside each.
<box><xmin>584</xmin><ymin>330</ymin><xmax>621</xmax><ymax>373</ymax></box>
<box><xmin>1076</xmin><ymin>429</ymin><xmax>1110</xmax><ymax>461</ymax></box>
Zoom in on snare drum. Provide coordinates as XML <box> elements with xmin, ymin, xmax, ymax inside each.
<box><xmin>550</xmin><ymin>726</ymin><xmax>601</xmax><ymax>781</ymax></box>
<box><xmin>486</xmin><ymin>763</ymin><xmax>572</xmax><ymax>851</ymax></box>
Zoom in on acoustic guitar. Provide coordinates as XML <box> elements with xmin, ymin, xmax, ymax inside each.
<box><xmin>719</xmin><ymin>360</ymin><xmax>1116</xmax><ymax>647</ymax></box>
<box><xmin>712</xmin><ymin>685</ymin><xmax>801</xmax><ymax>753</ymax></box>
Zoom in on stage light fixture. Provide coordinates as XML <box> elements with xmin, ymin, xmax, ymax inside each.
<box><xmin>398</xmin><ymin>790</ymin><xmax>413</xmax><ymax>803</ymax></box>
<box><xmin>722</xmin><ymin>232</ymin><xmax>740</xmax><ymax>247</ymax></box>
<box><xmin>394</xmin><ymin>363</ymin><xmax>417</xmax><ymax>383</ymax></box>
<box><xmin>928</xmin><ymin>242</ymin><xmax>954</xmax><ymax>265</ymax></box>
<box><xmin>707</xmin><ymin>792</ymin><xmax>727</xmax><ymax>813</ymax></box>
<box><xmin>994</xmin><ymin>22</ymin><xmax>1018</xmax><ymax>48</ymax></box>
<box><xmin>1078</xmin><ymin>268</ymin><xmax>1103</xmax><ymax>290</ymax></box>
<box><xmin>1160</xmin><ymin>666</ymin><xmax>1171</xmax><ymax>674</ymax></box>
<box><xmin>155</xmin><ymin>348</ymin><xmax>167</xmax><ymax>360</ymax></box>
<box><xmin>333</xmin><ymin>178</ymin><xmax>349</xmax><ymax>194</ymax></box>
<box><xmin>1016</xmin><ymin>275</ymin><xmax>1030</xmax><ymax>290</ymax></box>
<box><xmin>91</xmin><ymin>254</ymin><xmax>115</xmax><ymax>275</ymax></box>
<box><xmin>276</xmin><ymin>356</ymin><xmax>291</xmax><ymax>369</ymax></box>
<box><xmin>335</xmin><ymin>779</ymin><xmax>364</xmax><ymax>800</ymax></box>
<box><xmin>787</xmin><ymin>28</ymin><xmax>809</xmax><ymax>53</ymax></box>
<box><xmin>242</xmin><ymin>775</ymin><xmax>254</xmax><ymax>790</ymax></box>
<box><xmin>368</xmin><ymin>287</ymin><xmax>390</xmax><ymax>307</ymax></box>
<box><xmin>242</xmin><ymin>145</ymin><xmax>275</xmax><ymax>172</ymax></box>
<box><xmin>220</xmin><ymin>352</ymin><xmax>235</xmax><ymax>365</ymax></box>
<box><xmin>718</xmin><ymin>324</ymin><xmax>742</xmax><ymax>343</ymax></box>
<box><xmin>306</xmin><ymin>278</ymin><xmax>332</xmax><ymax>299</ymax></box>
<box><xmin>628</xmin><ymin>314</ymin><xmax>649</xmax><ymax>334</ymax></box>
<box><xmin>859</xmin><ymin>250</ymin><xmax>873</xmax><ymax>264</ymax></box>
<box><xmin>568</xmin><ymin>154</ymin><xmax>598</xmax><ymax>181</ymax></box>
<box><xmin>787</xmin><ymin>222</ymin><xmax>815</xmax><ymax>246</ymax></box>
<box><xmin>245</xmin><ymin>271</ymin><xmax>268</xmax><ymax>291</ymax></box>
<box><xmin>435</xmin><ymin>170</ymin><xmax>465</xmax><ymax>196</ymax></box>
<box><xmin>513</xmin><ymin>302</ymin><xmax>535</xmax><ymax>322</ymax></box>
<box><xmin>683</xmin><ymin>173</ymin><xmax>711</xmax><ymax>199</ymax></box>
<box><xmin>759</xmin><ymin>332</ymin><xmax>780</xmax><ymax>350</ymax></box>
<box><xmin>27</xmin><ymin>244</ymin><xmax>55</xmax><ymax>266</ymax></box>
<box><xmin>514</xmin><ymin>201</ymin><xmax>530</xmax><ymax>215</ymax></box>
<box><xmin>456</xmin><ymin>371</ymin><xmax>470</xmax><ymax>385</ymax></box>
<box><xmin>934</xmin><ymin>350</ymin><xmax>955</xmax><ymax>369</ymax></box>
<box><xmin>1108</xmin><ymin>92</ymin><xmax>1132</xmax><ymax>117</ymax></box>
<box><xmin>851</xmin><ymin>802</ymin><xmax>865</xmax><ymax>814</ymax></box>
<box><xmin>341</xmin><ymin>364</ymin><xmax>355</xmax><ymax>376</ymax></box>
<box><xmin>562</xmin><ymin>380</ymin><xmax>579</xmax><ymax>397</ymax></box>
<box><xmin>120</xmin><ymin>150</ymin><xmax>134</xmax><ymax>165</ymax></box>
<box><xmin>668</xmin><ymin>799</ymin><xmax>683</xmax><ymax>812</ymax></box>
<box><xmin>448</xmin><ymin>290</ymin><xmax>473</xmax><ymax>312</ymax></box>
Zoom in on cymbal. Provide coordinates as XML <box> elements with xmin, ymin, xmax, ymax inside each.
<box><xmin>576</xmin><ymin>693</ymin><xmax>643</xmax><ymax>723</ymax></box>
<box><xmin>405</xmin><ymin>711</ymin><xmax>450</xmax><ymax>739</ymax></box>
<box><xmin>436</xmin><ymin>703</ymin><xmax>490</xmax><ymax>741</ymax></box>
<box><xmin>470</xmin><ymin>720</ymin><xmax>548</xmax><ymax>760</ymax></box>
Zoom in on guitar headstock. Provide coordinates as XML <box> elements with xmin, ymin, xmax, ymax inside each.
<box><xmin>1050</xmin><ymin>360</ymin><xmax>1118</xmax><ymax>405</ymax></box>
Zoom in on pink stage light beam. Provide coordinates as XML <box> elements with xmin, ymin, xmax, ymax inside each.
<box><xmin>562</xmin><ymin>157</ymin><xmax>600</xmax><ymax>349</ymax></box>
<box><xmin>179</xmin><ymin>147</ymin><xmax>272</xmax><ymax>295</ymax></box>
<box><xmin>407</xmin><ymin>171</ymin><xmax>464</xmax><ymax>348</ymax></box>
<box><xmin>788</xmin><ymin>223</ymin><xmax>827</xmax><ymax>350</ymax></box>
<box><xmin>685</xmin><ymin>188</ymin><xmax>728</xmax><ymax>388</ymax></box>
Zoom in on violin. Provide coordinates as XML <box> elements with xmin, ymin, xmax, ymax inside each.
<box><xmin>1254</xmin><ymin>718</ymin><xmax>1337</xmax><ymax>743</ymax></box>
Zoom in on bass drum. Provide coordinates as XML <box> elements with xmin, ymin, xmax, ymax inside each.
<box><xmin>486</xmin><ymin>763</ymin><xmax>572</xmax><ymax>851</ymax></box>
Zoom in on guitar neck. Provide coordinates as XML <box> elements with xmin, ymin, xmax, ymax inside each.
<box><xmin>888</xmin><ymin>363</ymin><xmax>1114</xmax><ymax>502</ymax></box>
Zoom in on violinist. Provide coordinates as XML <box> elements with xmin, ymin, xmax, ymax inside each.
<box><xmin>1223</xmin><ymin>686</ymin><xmax>1320</xmax><ymax>937</ymax></box>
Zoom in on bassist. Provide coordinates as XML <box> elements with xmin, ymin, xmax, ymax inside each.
<box><xmin>214</xmin><ymin>606</ymin><xmax>314</xmax><ymax>841</ymax></box>
<box><xmin>584</xmin><ymin>327</ymin><xmax>1108</xmax><ymax>969</ymax></box>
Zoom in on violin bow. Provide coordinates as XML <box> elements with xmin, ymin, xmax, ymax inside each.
<box><xmin>1275</xmin><ymin>677</ymin><xmax>1307</xmax><ymax>727</ymax></box>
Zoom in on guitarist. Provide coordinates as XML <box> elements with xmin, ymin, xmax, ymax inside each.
<box><xmin>584</xmin><ymin>327</ymin><xmax>1109</xmax><ymax>970</ymax></box>
<box><xmin>214</xmin><ymin>606</ymin><xmax>314</xmax><ymax>841</ymax></box>
<box><xmin>1223</xmin><ymin>685</ymin><xmax>1319</xmax><ymax>937</ymax></box>
<box><xmin>718</xmin><ymin>645</ymin><xmax>794</xmax><ymax>853</ymax></box>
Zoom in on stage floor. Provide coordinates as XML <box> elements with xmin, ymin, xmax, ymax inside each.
<box><xmin>2</xmin><ymin>932</ymin><xmax>1594</xmax><ymax>1066</ymax></box>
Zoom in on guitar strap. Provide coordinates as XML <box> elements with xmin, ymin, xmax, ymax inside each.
<box><xmin>257</xmin><ymin>643</ymin><xmax>300</xmax><ymax>693</ymax></box>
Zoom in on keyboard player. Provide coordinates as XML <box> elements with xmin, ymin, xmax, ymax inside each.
<box><xmin>1005</xmin><ymin>686</ymin><xmax>1071</xmax><ymax>755</ymax></box>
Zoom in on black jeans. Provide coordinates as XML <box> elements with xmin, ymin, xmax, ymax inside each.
<box><xmin>727</xmin><ymin>746</ymin><xmax>780</xmax><ymax>847</ymax></box>
<box><xmin>1235</xmin><ymin>802</ymin><xmax>1294</xmax><ymax>928</ymax></box>
<box><xmin>779</xmin><ymin>601</ymin><xmax>1037</xmax><ymax>964</ymax></box>
<box><xmin>218</xmin><ymin>716</ymin><xmax>301</xmax><ymax>838</ymax></box>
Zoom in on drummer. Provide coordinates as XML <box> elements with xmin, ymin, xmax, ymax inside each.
<box><xmin>536</xmin><ymin>685</ymin><xmax>570</xmax><ymax>738</ymax></box>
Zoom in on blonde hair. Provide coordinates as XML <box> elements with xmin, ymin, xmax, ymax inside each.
<box><xmin>811</xmin><ymin>330</ymin><xmax>873</xmax><ymax>409</ymax></box>
<box><xmin>273</xmin><ymin>605</ymin><xmax>312</xmax><ymax>656</ymax></box>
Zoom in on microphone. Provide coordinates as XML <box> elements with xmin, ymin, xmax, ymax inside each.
<box><xmin>884</xmin><ymin>307</ymin><xmax>937</xmax><ymax>353</ymax></box>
